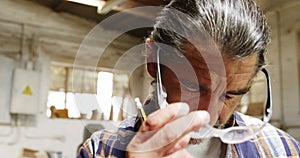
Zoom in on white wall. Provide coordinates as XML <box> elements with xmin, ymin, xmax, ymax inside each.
<box><xmin>0</xmin><ymin>0</ymin><xmax>138</xmax><ymax>157</ymax></box>
<box><xmin>0</xmin><ymin>52</ymin><xmax>125</xmax><ymax>158</ymax></box>
<box><xmin>265</xmin><ymin>4</ymin><xmax>300</xmax><ymax>141</ymax></box>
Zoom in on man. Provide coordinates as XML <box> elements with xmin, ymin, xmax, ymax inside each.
<box><xmin>78</xmin><ymin>0</ymin><xmax>300</xmax><ymax>157</ymax></box>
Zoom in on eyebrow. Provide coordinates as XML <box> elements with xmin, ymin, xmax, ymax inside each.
<box><xmin>188</xmin><ymin>80</ymin><xmax>250</xmax><ymax>96</ymax></box>
<box><xmin>226</xmin><ymin>87</ymin><xmax>251</xmax><ymax>96</ymax></box>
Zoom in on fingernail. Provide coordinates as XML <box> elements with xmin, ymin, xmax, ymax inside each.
<box><xmin>197</xmin><ymin>111</ymin><xmax>210</xmax><ymax>124</ymax></box>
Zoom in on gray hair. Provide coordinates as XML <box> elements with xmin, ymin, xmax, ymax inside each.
<box><xmin>151</xmin><ymin>0</ymin><xmax>270</xmax><ymax>68</ymax></box>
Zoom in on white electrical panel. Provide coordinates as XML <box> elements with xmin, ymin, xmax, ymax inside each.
<box><xmin>0</xmin><ymin>56</ymin><xmax>14</xmax><ymax>123</ymax></box>
<box><xmin>10</xmin><ymin>68</ymin><xmax>40</xmax><ymax>114</ymax></box>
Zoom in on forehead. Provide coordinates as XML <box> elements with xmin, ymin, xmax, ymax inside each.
<box><xmin>164</xmin><ymin>45</ymin><xmax>258</xmax><ymax>90</ymax></box>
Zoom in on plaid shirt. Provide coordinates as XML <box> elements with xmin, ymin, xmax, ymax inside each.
<box><xmin>78</xmin><ymin>112</ymin><xmax>300</xmax><ymax>158</ymax></box>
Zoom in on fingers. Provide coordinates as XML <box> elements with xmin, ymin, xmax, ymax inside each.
<box><xmin>141</xmin><ymin>102</ymin><xmax>190</xmax><ymax>132</ymax></box>
<box><xmin>134</xmin><ymin>103</ymin><xmax>190</xmax><ymax>145</ymax></box>
<box><xmin>127</xmin><ymin>102</ymin><xmax>210</xmax><ymax>157</ymax></box>
<box><xmin>141</xmin><ymin>111</ymin><xmax>210</xmax><ymax>152</ymax></box>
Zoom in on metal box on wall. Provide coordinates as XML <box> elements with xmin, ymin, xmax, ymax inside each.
<box><xmin>10</xmin><ymin>68</ymin><xmax>40</xmax><ymax>114</ymax></box>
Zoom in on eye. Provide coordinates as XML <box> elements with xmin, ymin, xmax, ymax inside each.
<box><xmin>220</xmin><ymin>92</ymin><xmax>233</xmax><ymax>100</ymax></box>
<box><xmin>225</xmin><ymin>95</ymin><xmax>233</xmax><ymax>99</ymax></box>
<box><xmin>225</xmin><ymin>94</ymin><xmax>233</xmax><ymax>99</ymax></box>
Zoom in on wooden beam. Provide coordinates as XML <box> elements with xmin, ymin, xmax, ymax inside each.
<box><xmin>54</xmin><ymin>0</ymin><xmax>67</xmax><ymax>12</ymax></box>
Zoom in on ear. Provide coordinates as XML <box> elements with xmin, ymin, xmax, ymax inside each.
<box><xmin>146</xmin><ymin>38</ymin><xmax>157</xmax><ymax>78</ymax></box>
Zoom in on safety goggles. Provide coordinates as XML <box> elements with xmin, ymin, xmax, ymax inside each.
<box><xmin>156</xmin><ymin>48</ymin><xmax>272</xmax><ymax>144</ymax></box>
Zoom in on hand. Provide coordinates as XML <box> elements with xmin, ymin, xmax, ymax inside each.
<box><xmin>126</xmin><ymin>102</ymin><xmax>210</xmax><ymax>158</ymax></box>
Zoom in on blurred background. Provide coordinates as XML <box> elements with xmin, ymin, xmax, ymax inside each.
<box><xmin>0</xmin><ymin>0</ymin><xmax>300</xmax><ymax>157</ymax></box>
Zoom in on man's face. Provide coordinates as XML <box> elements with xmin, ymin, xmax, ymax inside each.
<box><xmin>160</xmin><ymin>46</ymin><xmax>258</xmax><ymax>126</ymax></box>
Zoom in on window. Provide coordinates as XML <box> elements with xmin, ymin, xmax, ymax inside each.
<box><xmin>97</xmin><ymin>72</ymin><xmax>113</xmax><ymax>120</ymax></box>
<box><xmin>47</xmin><ymin>65</ymin><xmax>135</xmax><ymax>121</ymax></box>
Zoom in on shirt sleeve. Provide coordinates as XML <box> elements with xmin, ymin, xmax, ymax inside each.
<box><xmin>77</xmin><ymin>127</ymin><xmax>136</xmax><ymax>158</ymax></box>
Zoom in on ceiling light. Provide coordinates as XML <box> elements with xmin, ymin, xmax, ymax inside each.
<box><xmin>67</xmin><ymin>0</ymin><xmax>105</xmax><ymax>7</ymax></box>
